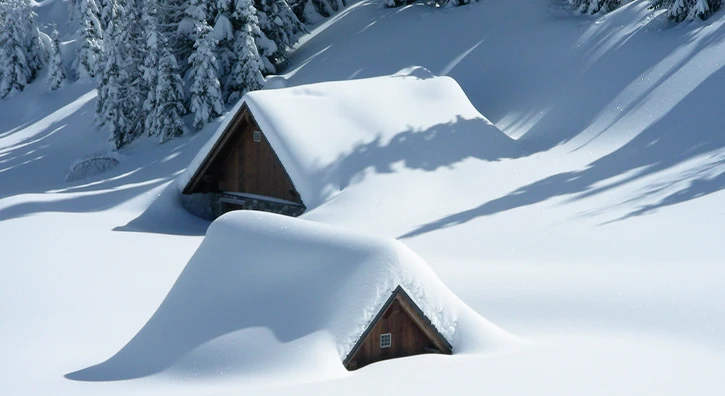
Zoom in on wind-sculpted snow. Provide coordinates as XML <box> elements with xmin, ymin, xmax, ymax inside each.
<box><xmin>67</xmin><ymin>211</ymin><xmax>514</xmax><ymax>381</ymax></box>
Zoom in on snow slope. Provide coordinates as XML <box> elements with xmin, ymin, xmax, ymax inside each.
<box><xmin>1</xmin><ymin>0</ymin><xmax>725</xmax><ymax>395</ymax></box>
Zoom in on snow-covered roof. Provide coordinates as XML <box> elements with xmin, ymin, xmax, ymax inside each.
<box><xmin>82</xmin><ymin>211</ymin><xmax>513</xmax><ymax>379</ymax></box>
<box><xmin>179</xmin><ymin>68</ymin><xmax>520</xmax><ymax>209</ymax></box>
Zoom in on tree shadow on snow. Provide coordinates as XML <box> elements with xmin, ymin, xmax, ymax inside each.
<box><xmin>313</xmin><ymin>115</ymin><xmax>524</xmax><ymax>200</ymax></box>
<box><xmin>0</xmin><ymin>86</ymin><xmax>212</xmax><ymax>236</ymax></box>
<box><xmin>401</xmin><ymin>60</ymin><xmax>725</xmax><ymax>238</ymax></box>
<box><xmin>515</xmin><ymin>3</ymin><xmax>725</xmax><ymax>151</ymax></box>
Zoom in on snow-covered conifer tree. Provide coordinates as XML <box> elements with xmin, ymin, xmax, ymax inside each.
<box><xmin>223</xmin><ymin>0</ymin><xmax>264</xmax><ymax>103</ymax></box>
<box><xmin>143</xmin><ymin>0</ymin><xmax>186</xmax><ymax>141</ymax></box>
<box><xmin>95</xmin><ymin>0</ymin><xmax>117</xmax><ymax>125</ymax></box>
<box><xmin>668</xmin><ymin>0</ymin><xmax>692</xmax><ymax>22</ymax></box>
<box><xmin>689</xmin><ymin>0</ymin><xmax>721</xmax><ymax>19</ymax></box>
<box><xmin>96</xmin><ymin>0</ymin><xmax>144</xmax><ymax>148</ymax></box>
<box><xmin>569</xmin><ymin>0</ymin><xmax>622</xmax><ymax>14</ymax></box>
<box><xmin>73</xmin><ymin>0</ymin><xmax>103</xmax><ymax>79</ymax></box>
<box><xmin>152</xmin><ymin>44</ymin><xmax>187</xmax><ymax>142</ymax></box>
<box><xmin>142</xmin><ymin>1</ymin><xmax>162</xmax><ymax>135</ymax></box>
<box><xmin>46</xmin><ymin>28</ymin><xmax>67</xmax><ymax>91</ymax></box>
<box><xmin>290</xmin><ymin>0</ymin><xmax>345</xmax><ymax>23</ymax></box>
<box><xmin>157</xmin><ymin>0</ymin><xmax>192</xmax><ymax>65</ymax></box>
<box><xmin>210</xmin><ymin>0</ymin><xmax>237</xmax><ymax>99</ymax></box>
<box><xmin>0</xmin><ymin>0</ymin><xmax>43</xmax><ymax>98</ymax></box>
<box><xmin>20</xmin><ymin>0</ymin><xmax>45</xmax><ymax>79</ymax></box>
<box><xmin>96</xmin><ymin>16</ymin><xmax>129</xmax><ymax>147</ymax></box>
<box><xmin>187</xmin><ymin>0</ymin><xmax>224</xmax><ymax>129</ymax></box>
<box><xmin>122</xmin><ymin>0</ymin><xmax>148</xmax><ymax>137</ymax></box>
<box><xmin>99</xmin><ymin>0</ymin><xmax>116</xmax><ymax>31</ymax></box>
<box><xmin>227</xmin><ymin>26</ymin><xmax>264</xmax><ymax>102</ymax></box>
<box><xmin>0</xmin><ymin>2</ymin><xmax>30</xmax><ymax>98</ymax></box>
<box><xmin>254</xmin><ymin>0</ymin><xmax>306</xmax><ymax>72</ymax></box>
<box><xmin>650</xmin><ymin>0</ymin><xmax>721</xmax><ymax>21</ymax></box>
<box><xmin>598</xmin><ymin>0</ymin><xmax>621</xmax><ymax>13</ymax></box>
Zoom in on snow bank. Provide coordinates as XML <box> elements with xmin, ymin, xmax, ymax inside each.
<box><xmin>68</xmin><ymin>211</ymin><xmax>513</xmax><ymax>381</ymax></box>
<box><xmin>65</xmin><ymin>152</ymin><xmax>120</xmax><ymax>181</ymax></box>
<box><xmin>178</xmin><ymin>69</ymin><xmax>521</xmax><ymax>209</ymax></box>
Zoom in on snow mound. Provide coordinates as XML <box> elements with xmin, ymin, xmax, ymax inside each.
<box><xmin>178</xmin><ymin>70</ymin><xmax>521</xmax><ymax>209</ymax></box>
<box><xmin>67</xmin><ymin>211</ymin><xmax>513</xmax><ymax>382</ymax></box>
<box><xmin>65</xmin><ymin>153</ymin><xmax>120</xmax><ymax>182</ymax></box>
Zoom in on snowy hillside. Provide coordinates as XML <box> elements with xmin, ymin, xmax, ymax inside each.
<box><xmin>2</xmin><ymin>0</ymin><xmax>725</xmax><ymax>395</ymax></box>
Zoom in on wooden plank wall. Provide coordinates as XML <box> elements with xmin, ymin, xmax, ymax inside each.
<box><xmin>347</xmin><ymin>299</ymin><xmax>436</xmax><ymax>370</ymax></box>
<box><xmin>217</xmin><ymin>113</ymin><xmax>302</xmax><ymax>204</ymax></box>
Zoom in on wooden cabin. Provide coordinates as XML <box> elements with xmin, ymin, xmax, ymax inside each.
<box><xmin>182</xmin><ymin>103</ymin><xmax>305</xmax><ymax>219</ymax></box>
<box><xmin>180</xmin><ymin>72</ymin><xmax>519</xmax><ymax>221</ymax></box>
<box><xmin>343</xmin><ymin>286</ymin><xmax>453</xmax><ymax>370</ymax></box>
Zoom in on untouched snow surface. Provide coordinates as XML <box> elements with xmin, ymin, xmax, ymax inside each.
<box><xmin>1</xmin><ymin>0</ymin><xmax>725</xmax><ymax>395</ymax></box>
<box><xmin>180</xmin><ymin>68</ymin><xmax>520</xmax><ymax>209</ymax></box>
<box><xmin>67</xmin><ymin>211</ymin><xmax>513</xmax><ymax>382</ymax></box>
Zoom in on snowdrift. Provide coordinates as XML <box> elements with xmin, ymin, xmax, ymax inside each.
<box><xmin>67</xmin><ymin>211</ymin><xmax>513</xmax><ymax>381</ymax></box>
<box><xmin>179</xmin><ymin>68</ymin><xmax>522</xmax><ymax>210</ymax></box>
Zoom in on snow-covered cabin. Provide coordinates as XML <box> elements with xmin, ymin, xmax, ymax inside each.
<box><xmin>343</xmin><ymin>285</ymin><xmax>452</xmax><ymax>370</ymax></box>
<box><xmin>71</xmin><ymin>211</ymin><xmax>512</xmax><ymax>379</ymax></box>
<box><xmin>179</xmin><ymin>68</ymin><xmax>519</xmax><ymax>220</ymax></box>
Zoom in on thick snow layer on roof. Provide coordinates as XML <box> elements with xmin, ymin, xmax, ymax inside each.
<box><xmin>178</xmin><ymin>68</ymin><xmax>520</xmax><ymax>209</ymax></box>
<box><xmin>69</xmin><ymin>211</ymin><xmax>513</xmax><ymax>381</ymax></box>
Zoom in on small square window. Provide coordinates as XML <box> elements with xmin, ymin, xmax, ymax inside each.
<box><xmin>253</xmin><ymin>131</ymin><xmax>261</xmax><ymax>142</ymax></box>
<box><xmin>380</xmin><ymin>333</ymin><xmax>392</xmax><ymax>348</ymax></box>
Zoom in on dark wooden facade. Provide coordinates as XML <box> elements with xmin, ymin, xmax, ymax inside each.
<box><xmin>183</xmin><ymin>103</ymin><xmax>304</xmax><ymax>208</ymax></box>
<box><xmin>343</xmin><ymin>286</ymin><xmax>452</xmax><ymax>370</ymax></box>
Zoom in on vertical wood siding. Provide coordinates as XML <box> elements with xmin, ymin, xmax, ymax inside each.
<box><xmin>346</xmin><ymin>298</ymin><xmax>443</xmax><ymax>370</ymax></box>
<box><xmin>216</xmin><ymin>112</ymin><xmax>302</xmax><ymax>204</ymax></box>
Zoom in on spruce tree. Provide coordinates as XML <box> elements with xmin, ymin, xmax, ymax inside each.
<box><xmin>99</xmin><ymin>0</ymin><xmax>117</xmax><ymax>32</ymax></box>
<box><xmin>228</xmin><ymin>26</ymin><xmax>264</xmax><ymax>103</ymax></box>
<box><xmin>121</xmin><ymin>0</ymin><xmax>148</xmax><ymax>138</ymax></box>
<box><xmin>290</xmin><ymin>0</ymin><xmax>345</xmax><ymax>23</ymax></box>
<box><xmin>157</xmin><ymin>0</ymin><xmax>191</xmax><ymax>68</ymax></box>
<box><xmin>96</xmin><ymin>0</ymin><xmax>144</xmax><ymax>148</ymax></box>
<box><xmin>254</xmin><ymin>0</ymin><xmax>306</xmax><ymax>72</ymax></box>
<box><xmin>668</xmin><ymin>0</ymin><xmax>692</xmax><ymax>22</ymax></box>
<box><xmin>211</xmin><ymin>0</ymin><xmax>237</xmax><ymax>100</ymax></box>
<box><xmin>143</xmin><ymin>0</ymin><xmax>186</xmax><ymax>141</ymax></box>
<box><xmin>187</xmin><ymin>0</ymin><xmax>224</xmax><ymax>129</ymax></box>
<box><xmin>690</xmin><ymin>0</ymin><xmax>722</xmax><ymax>19</ymax></box>
<box><xmin>153</xmin><ymin>44</ymin><xmax>186</xmax><ymax>142</ymax></box>
<box><xmin>225</xmin><ymin>0</ymin><xmax>264</xmax><ymax>103</ymax></box>
<box><xmin>47</xmin><ymin>28</ymin><xmax>67</xmax><ymax>91</ymax></box>
<box><xmin>650</xmin><ymin>0</ymin><xmax>721</xmax><ymax>21</ymax></box>
<box><xmin>604</xmin><ymin>0</ymin><xmax>622</xmax><ymax>12</ymax></box>
<box><xmin>20</xmin><ymin>0</ymin><xmax>45</xmax><ymax>80</ymax></box>
<box><xmin>0</xmin><ymin>0</ymin><xmax>36</xmax><ymax>98</ymax></box>
<box><xmin>73</xmin><ymin>0</ymin><xmax>103</xmax><ymax>79</ymax></box>
<box><xmin>95</xmin><ymin>0</ymin><xmax>118</xmax><ymax>127</ymax></box>
<box><xmin>96</xmin><ymin>16</ymin><xmax>130</xmax><ymax>147</ymax></box>
<box><xmin>143</xmin><ymin>1</ymin><xmax>162</xmax><ymax>135</ymax></box>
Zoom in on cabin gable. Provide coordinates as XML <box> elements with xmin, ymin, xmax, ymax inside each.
<box><xmin>343</xmin><ymin>286</ymin><xmax>452</xmax><ymax>371</ymax></box>
<box><xmin>182</xmin><ymin>104</ymin><xmax>305</xmax><ymax>219</ymax></box>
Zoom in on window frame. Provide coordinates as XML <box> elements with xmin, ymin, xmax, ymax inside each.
<box><xmin>380</xmin><ymin>333</ymin><xmax>392</xmax><ymax>348</ymax></box>
<box><xmin>253</xmin><ymin>130</ymin><xmax>261</xmax><ymax>142</ymax></box>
